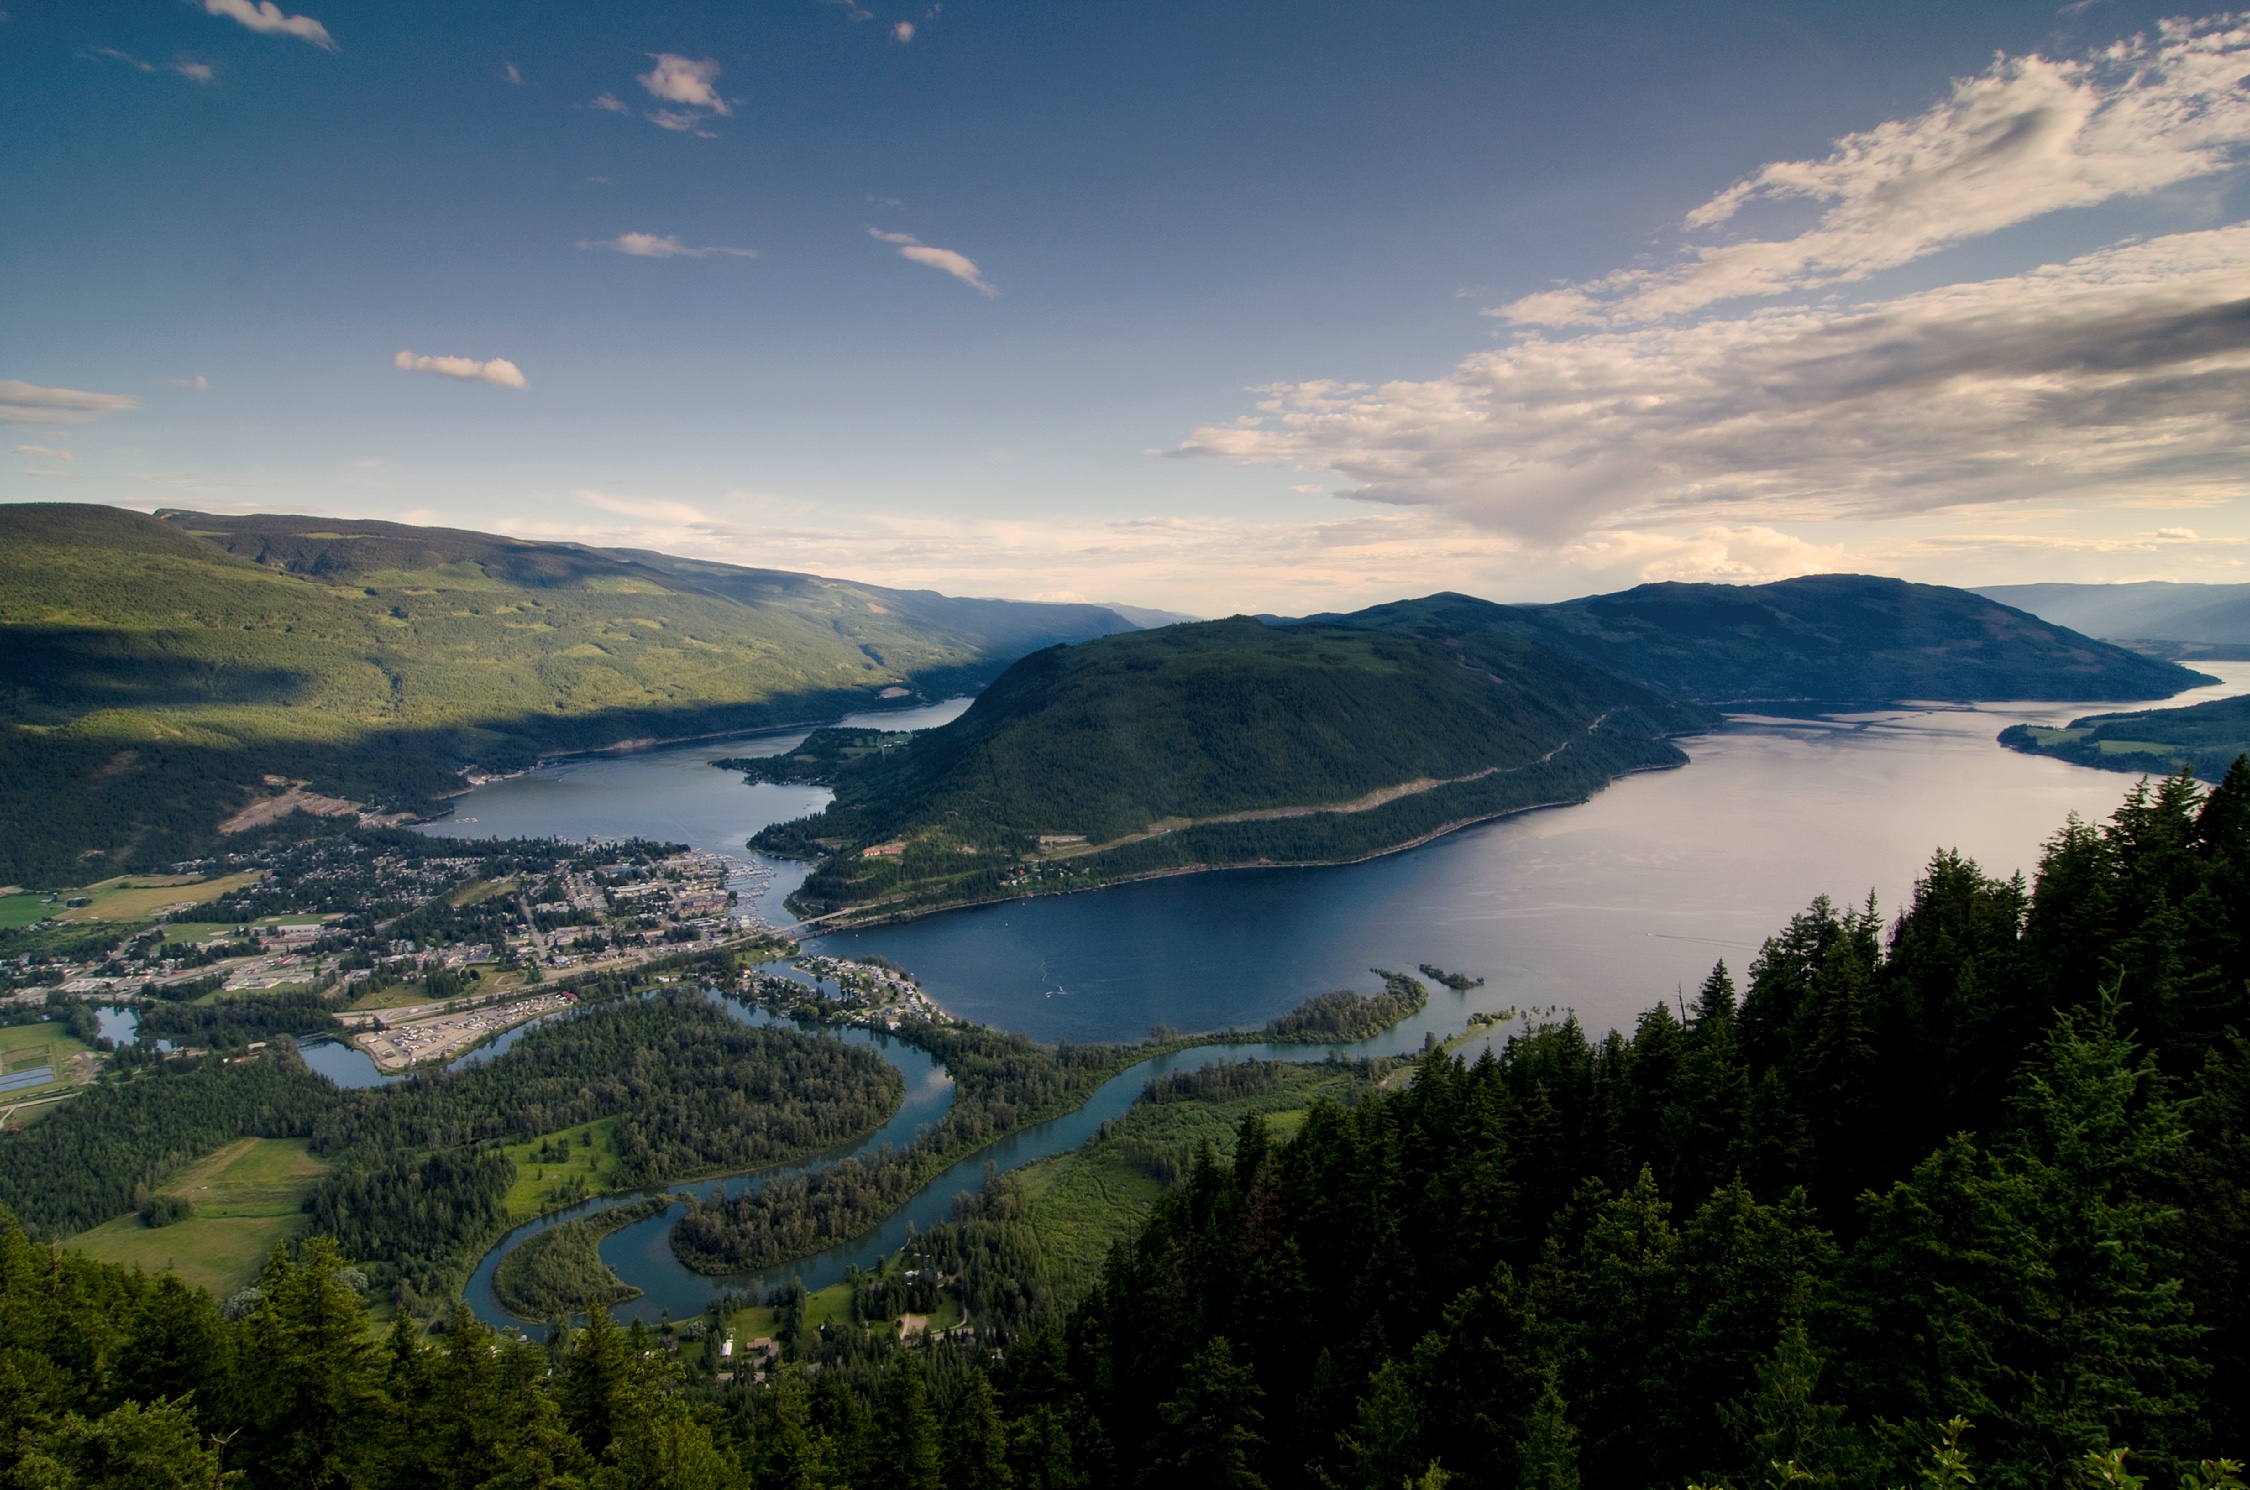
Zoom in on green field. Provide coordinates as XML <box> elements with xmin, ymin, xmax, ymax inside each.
<box><xmin>64</xmin><ymin>1137</ymin><xmax>330</xmax><ymax>1296</ymax></box>
<box><xmin>0</xmin><ymin>1022</ymin><xmax>93</xmax><ymax>1100</ymax></box>
<box><xmin>52</xmin><ymin>871</ymin><xmax>264</xmax><ymax>925</ymax></box>
<box><xmin>0</xmin><ymin>894</ymin><xmax>51</xmax><ymax>930</ymax></box>
<box><xmin>1005</xmin><ymin>1060</ymin><xmax>1368</xmax><ymax>1306</ymax></box>
<box><xmin>500</xmin><ymin>1116</ymin><xmax>625</xmax><ymax>1219</ymax></box>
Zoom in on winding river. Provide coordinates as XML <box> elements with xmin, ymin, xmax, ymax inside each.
<box><xmin>462</xmin><ymin>991</ymin><xmax>1412</xmax><ymax>1328</ymax></box>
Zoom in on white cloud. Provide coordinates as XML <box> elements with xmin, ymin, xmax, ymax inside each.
<box><xmin>578</xmin><ymin>232</ymin><xmax>756</xmax><ymax>259</ymax></box>
<box><xmin>504</xmin><ymin>61</ymin><xmax>525</xmax><ymax>85</ymax></box>
<box><xmin>823</xmin><ymin>0</ymin><xmax>875</xmax><ymax>22</ymax></box>
<box><xmin>590</xmin><ymin>92</ymin><xmax>627</xmax><ymax>113</ymax></box>
<box><xmin>392</xmin><ymin>351</ymin><xmax>528</xmax><ymax>389</ymax></box>
<box><xmin>1503</xmin><ymin>17</ymin><xmax>2250</xmax><ymax>327</ymax></box>
<box><xmin>0</xmin><ymin>380</ymin><xmax>139</xmax><ymax>425</ymax></box>
<box><xmin>638</xmin><ymin>54</ymin><xmax>729</xmax><ymax>114</ymax></box>
<box><xmin>165</xmin><ymin>375</ymin><xmax>210</xmax><ymax>390</ymax></box>
<box><xmin>644</xmin><ymin>109</ymin><xmax>716</xmax><ymax>136</ymax></box>
<box><xmin>892</xmin><ymin>21</ymin><xmax>915</xmax><ymax>42</ymax></box>
<box><xmin>15</xmin><ymin>445</ymin><xmax>74</xmax><ymax>460</ymax></box>
<box><xmin>1178</xmin><ymin>222</ymin><xmax>2250</xmax><ymax>540</ymax></box>
<box><xmin>200</xmin><ymin>0</ymin><xmax>335</xmax><ymax>52</ymax></box>
<box><xmin>96</xmin><ymin>48</ymin><xmax>216</xmax><ymax>82</ymax></box>
<box><xmin>869</xmin><ymin>228</ymin><xmax>997</xmax><ymax>296</ymax></box>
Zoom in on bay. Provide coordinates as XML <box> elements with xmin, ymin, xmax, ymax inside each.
<box><xmin>819</xmin><ymin>669</ymin><xmax>2250</xmax><ymax>1050</ymax></box>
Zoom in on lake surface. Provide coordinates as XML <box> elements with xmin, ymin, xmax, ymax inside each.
<box><xmin>415</xmin><ymin>698</ymin><xmax>972</xmax><ymax>927</ymax></box>
<box><xmin>431</xmin><ymin>668</ymin><xmax>2250</xmax><ymax>1053</ymax></box>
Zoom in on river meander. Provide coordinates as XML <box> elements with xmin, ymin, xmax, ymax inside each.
<box><xmin>428</xmin><ymin>663</ymin><xmax>2249</xmax><ymax>1326</ymax></box>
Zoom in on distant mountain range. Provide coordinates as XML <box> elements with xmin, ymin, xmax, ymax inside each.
<box><xmin>764</xmin><ymin>575</ymin><xmax>2208</xmax><ymax>924</ymax></box>
<box><xmin>0</xmin><ymin>504</ymin><xmax>1144</xmax><ymax>882</ymax></box>
<box><xmin>1974</xmin><ymin>581</ymin><xmax>2250</xmax><ymax>654</ymax></box>
<box><xmin>1313</xmin><ymin>576</ymin><xmax>2206</xmax><ymax>704</ymax></box>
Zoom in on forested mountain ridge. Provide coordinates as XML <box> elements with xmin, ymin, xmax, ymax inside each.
<box><xmin>760</xmin><ymin>615</ymin><xmax>1713</xmax><ymax>923</ymax></box>
<box><xmin>1313</xmin><ymin>574</ymin><xmax>2208</xmax><ymax>704</ymax></box>
<box><xmin>0</xmin><ymin>503</ymin><xmax>1136</xmax><ymax>883</ymax></box>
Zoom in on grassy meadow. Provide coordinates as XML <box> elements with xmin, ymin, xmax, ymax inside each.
<box><xmin>64</xmin><ymin>1137</ymin><xmax>330</xmax><ymax>1296</ymax></box>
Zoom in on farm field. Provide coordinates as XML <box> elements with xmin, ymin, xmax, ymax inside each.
<box><xmin>53</xmin><ymin>871</ymin><xmax>265</xmax><ymax>924</ymax></box>
<box><xmin>0</xmin><ymin>1022</ymin><xmax>93</xmax><ymax>1100</ymax></box>
<box><xmin>0</xmin><ymin>893</ymin><xmax>52</xmax><ymax>930</ymax></box>
<box><xmin>65</xmin><ymin>1137</ymin><xmax>330</xmax><ymax>1296</ymax></box>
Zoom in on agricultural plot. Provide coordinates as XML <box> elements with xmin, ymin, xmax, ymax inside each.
<box><xmin>65</xmin><ymin>1137</ymin><xmax>331</xmax><ymax>1297</ymax></box>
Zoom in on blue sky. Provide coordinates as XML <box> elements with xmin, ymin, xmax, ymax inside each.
<box><xmin>5</xmin><ymin>0</ymin><xmax>2248</xmax><ymax>611</ymax></box>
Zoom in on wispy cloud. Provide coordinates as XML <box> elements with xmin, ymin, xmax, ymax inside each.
<box><xmin>892</xmin><ymin>21</ymin><xmax>915</xmax><ymax>42</ymax></box>
<box><xmin>869</xmin><ymin>228</ymin><xmax>996</xmax><ymax>296</ymax></box>
<box><xmin>578</xmin><ymin>232</ymin><xmax>757</xmax><ymax>259</ymax></box>
<box><xmin>590</xmin><ymin>92</ymin><xmax>627</xmax><ymax>113</ymax></box>
<box><xmin>1178</xmin><ymin>222</ymin><xmax>2250</xmax><ymax>541</ymax></box>
<box><xmin>200</xmin><ymin>0</ymin><xmax>336</xmax><ymax>52</ymax></box>
<box><xmin>392</xmin><ymin>351</ymin><xmax>528</xmax><ymax>389</ymax></box>
<box><xmin>503</xmin><ymin>61</ymin><xmax>526</xmax><ymax>85</ymax></box>
<box><xmin>94</xmin><ymin>48</ymin><xmax>216</xmax><ymax>82</ymax></box>
<box><xmin>823</xmin><ymin>0</ymin><xmax>875</xmax><ymax>22</ymax></box>
<box><xmin>1502</xmin><ymin>17</ymin><xmax>2250</xmax><ymax>328</ymax></box>
<box><xmin>164</xmin><ymin>375</ymin><xmax>211</xmax><ymax>390</ymax></box>
<box><xmin>15</xmin><ymin>445</ymin><xmax>74</xmax><ymax>460</ymax></box>
<box><xmin>1171</xmin><ymin>15</ymin><xmax>2250</xmax><ymax>573</ymax></box>
<box><xmin>0</xmin><ymin>380</ymin><xmax>139</xmax><ymax>425</ymax></box>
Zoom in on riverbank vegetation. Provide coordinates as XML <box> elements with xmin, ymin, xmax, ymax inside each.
<box><xmin>1261</xmin><ymin>968</ymin><xmax>1429</xmax><ymax>1042</ymax></box>
<box><xmin>491</xmin><ymin>1192</ymin><xmax>677</xmax><ymax>1319</ymax></box>
<box><xmin>305</xmin><ymin>990</ymin><xmax>904</xmax><ymax>1311</ymax></box>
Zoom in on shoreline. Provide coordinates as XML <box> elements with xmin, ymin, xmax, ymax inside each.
<box><xmin>795</xmin><ymin>755</ymin><xmax>1689</xmax><ymax>933</ymax></box>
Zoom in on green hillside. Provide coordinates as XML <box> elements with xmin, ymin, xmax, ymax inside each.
<box><xmin>762</xmin><ymin>615</ymin><xmax>1713</xmax><ymax>923</ymax></box>
<box><xmin>1318</xmin><ymin>574</ymin><xmax>2209</xmax><ymax>704</ymax></box>
<box><xmin>2001</xmin><ymin>693</ymin><xmax>2250</xmax><ymax>780</ymax></box>
<box><xmin>0</xmin><ymin>504</ymin><xmax>1134</xmax><ymax>884</ymax></box>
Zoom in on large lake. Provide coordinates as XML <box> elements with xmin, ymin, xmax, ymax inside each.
<box><xmin>425</xmin><ymin>667</ymin><xmax>2250</xmax><ymax>1050</ymax></box>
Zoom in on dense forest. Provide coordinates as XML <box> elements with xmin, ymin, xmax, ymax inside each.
<box><xmin>0</xmin><ymin>1054</ymin><xmax>337</xmax><ymax>1236</ymax></box>
<box><xmin>669</xmin><ymin>1014</ymin><xmax>1149</xmax><ymax>1274</ymax></box>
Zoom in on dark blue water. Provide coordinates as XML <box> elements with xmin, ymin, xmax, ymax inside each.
<box><xmin>813</xmin><ymin>669</ymin><xmax>2250</xmax><ymax>1048</ymax></box>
